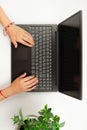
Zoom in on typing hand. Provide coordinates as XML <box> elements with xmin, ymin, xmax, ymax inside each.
<box><xmin>10</xmin><ymin>73</ymin><xmax>38</xmax><ymax>94</ymax></box>
<box><xmin>7</xmin><ymin>25</ymin><xmax>34</xmax><ymax>48</ymax></box>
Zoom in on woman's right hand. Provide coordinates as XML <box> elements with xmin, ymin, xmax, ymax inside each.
<box><xmin>10</xmin><ymin>73</ymin><xmax>38</xmax><ymax>95</ymax></box>
<box><xmin>0</xmin><ymin>73</ymin><xmax>38</xmax><ymax>101</ymax></box>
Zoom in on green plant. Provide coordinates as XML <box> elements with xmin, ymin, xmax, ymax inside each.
<box><xmin>12</xmin><ymin>104</ymin><xmax>65</xmax><ymax>130</ymax></box>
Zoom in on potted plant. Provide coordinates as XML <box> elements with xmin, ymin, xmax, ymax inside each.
<box><xmin>12</xmin><ymin>104</ymin><xmax>65</xmax><ymax>130</ymax></box>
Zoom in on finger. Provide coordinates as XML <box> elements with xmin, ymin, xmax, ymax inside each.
<box><xmin>23</xmin><ymin>34</ymin><xmax>34</xmax><ymax>46</ymax></box>
<box><xmin>23</xmin><ymin>75</ymin><xmax>35</xmax><ymax>82</ymax></box>
<box><xmin>26</xmin><ymin>78</ymin><xmax>38</xmax><ymax>86</ymax></box>
<box><xmin>12</xmin><ymin>40</ymin><xmax>18</xmax><ymax>48</ymax></box>
<box><xmin>19</xmin><ymin>72</ymin><xmax>27</xmax><ymax>79</ymax></box>
<box><xmin>24</xmin><ymin>32</ymin><xmax>34</xmax><ymax>41</ymax></box>
<box><xmin>24</xmin><ymin>31</ymin><xmax>34</xmax><ymax>41</ymax></box>
<box><xmin>19</xmin><ymin>39</ymin><xmax>33</xmax><ymax>47</ymax></box>
<box><xmin>26</xmin><ymin>86</ymin><xmax>37</xmax><ymax>92</ymax></box>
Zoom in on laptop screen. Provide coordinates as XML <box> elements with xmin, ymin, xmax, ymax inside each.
<box><xmin>58</xmin><ymin>11</ymin><xmax>82</xmax><ymax>99</ymax></box>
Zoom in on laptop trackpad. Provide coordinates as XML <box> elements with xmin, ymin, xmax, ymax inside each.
<box><xmin>13</xmin><ymin>44</ymin><xmax>28</xmax><ymax>60</ymax></box>
<box><xmin>11</xmin><ymin>44</ymin><xmax>31</xmax><ymax>81</ymax></box>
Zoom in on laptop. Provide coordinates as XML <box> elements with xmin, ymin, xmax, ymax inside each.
<box><xmin>11</xmin><ymin>11</ymin><xmax>82</xmax><ymax>99</ymax></box>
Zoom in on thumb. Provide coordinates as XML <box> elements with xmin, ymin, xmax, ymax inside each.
<box><xmin>19</xmin><ymin>72</ymin><xmax>27</xmax><ymax>78</ymax></box>
<box><xmin>12</xmin><ymin>41</ymin><xmax>18</xmax><ymax>48</ymax></box>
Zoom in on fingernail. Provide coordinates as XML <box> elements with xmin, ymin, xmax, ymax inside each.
<box><xmin>15</xmin><ymin>44</ymin><xmax>18</xmax><ymax>48</ymax></box>
<box><xmin>29</xmin><ymin>45</ymin><xmax>33</xmax><ymax>47</ymax></box>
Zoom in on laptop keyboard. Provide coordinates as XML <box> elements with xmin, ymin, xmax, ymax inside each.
<box><xmin>28</xmin><ymin>26</ymin><xmax>53</xmax><ymax>91</ymax></box>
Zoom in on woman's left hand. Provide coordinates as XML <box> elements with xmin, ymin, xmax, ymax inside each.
<box><xmin>7</xmin><ymin>24</ymin><xmax>34</xmax><ymax>48</ymax></box>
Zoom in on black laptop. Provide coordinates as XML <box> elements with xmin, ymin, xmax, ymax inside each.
<box><xmin>11</xmin><ymin>11</ymin><xmax>82</xmax><ymax>99</ymax></box>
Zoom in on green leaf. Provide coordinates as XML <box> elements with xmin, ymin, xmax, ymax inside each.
<box><xmin>53</xmin><ymin>115</ymin><xmax>60</xmax><ymax>122</ymax></box>
<box><xmin>44</xmin><ymin>104</ymin><xmax>48</xmax><ymax>110</ymax></box>
<box><xmin>48</xmin><ymin>108</ymin><xmax>52</xmax><ymax>112</ymax></box>
<box><xmin>59</xmin><ymin>122</ymin><xmax>65</xmax><ymax>127</ymax></box>
<box><xmin>38</xmin><ymin>116</ymin><xmax>44</xmax><ymax>122</ymax></box>
<box><xmin>11</xmin><ymin>115</ymin><xmax>19</xmax><ymax>124</ymax></box>
<box><xmin>38</xmin><ymin>110</ymin><xmax>44</xmax><ymax>115</ymax></box>
<box><xmin>19</xmin><ymin>109</ymin><xmax>24</xmax><ymax>121</ymax></box>
<box><xmin>24</xmin><ymin>127</ymin><xmax>29</xmax><ymax>130</ymax></box>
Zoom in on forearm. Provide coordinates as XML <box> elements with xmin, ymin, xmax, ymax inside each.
<box><xmin>0</xmin><ymin>7</ymin><xmax>13</xmax><ymax>101</ymax></box>
<box><xmin>0</xmin><ymin>6</ymin><xmax>11</xmax><ymax>27</ymax></box>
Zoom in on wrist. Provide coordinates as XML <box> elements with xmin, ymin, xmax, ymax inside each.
<box><xmin>2</xmin><ymin>20</ymin><xmax>12</xmax><ymax>28</ymax></box>
<box><xmin>0</xmin><ymin>90</ymin><xmax>7</xmax><ymax>99</ymax></box>
<box><xmin>5</xmin><ymin>22</ymin><xmax>15</xmax><ymax>31</ymax></box>
<box><xmin>1</xmin><ymin>85</ymin><xmax>15</xmax><ymax>98</ymax></box>
<box><xmin>3</xmin><ymin>22</ymin><xmax>15</xmax><ymax>36</ymax></box>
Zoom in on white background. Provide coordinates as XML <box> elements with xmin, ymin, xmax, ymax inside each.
<box><xmin>0</xmin><ymin>0</ymin><xmax>87</xmax><ymax>130</ymax></box>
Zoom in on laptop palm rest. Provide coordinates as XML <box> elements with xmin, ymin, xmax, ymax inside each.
<box><xmin>11</xmin><ymin>43</ymin><xmax>31</xmax><ymax>81</ymax></box>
